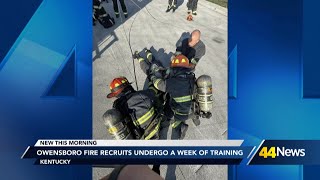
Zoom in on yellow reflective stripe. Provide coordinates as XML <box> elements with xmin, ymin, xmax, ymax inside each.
<box><xmin>173</xmin><ymin>95</ymin><xmax>192</xmax><ymax>103</ymax></box>
<box><xmin>137</xmin><ymin>107</ymin><xmax>155</xmax><ymax>125</ymax></box>
<box><xmin>149</xmin><ymin>86</ymin><xmax>158</xmax><ymax>94</ymax></box>
<box><xmin>108</xmin><ymin>126</ymin><xmax>118</xmax><ymax>134</ymax></box>
<box><xmin>144</xmin><ymin>120</ymin><xmax>161</xmax><ymax>140</ymax></box>
<box><xmin>171</xmin><ymin>121</ymin><xmax>182</xmax><ymax>128</ymax></box>
<box><xmin>174</xmin><ymin>110</ymin><xmax>189</xmax><ymax>116</ymax></box>
<box><xmin>147</xmin><ymin>53</ymin><xmax>152</xmax><ymax>60</ymax></box>
<box><xmin>154</xmin><ymin>79</ymin><xmax>161</xmax><ymax>89</ymax></box>
<box><xmin>138</xmin><ymin>58</ymin><xmax>144</xmax><ymax>62</ymax></box>
<box><xmin>133</xmin><ymin>120</ymin><xmax>138</xmax><ymax>126</ymax></box>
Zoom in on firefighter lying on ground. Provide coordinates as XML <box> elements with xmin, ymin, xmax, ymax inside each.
<box><xmin>103</xmin><ymin>76</ymin><xmax>165</xmax><ymax>174</ymax></box>
<box><xmin>174</xmin><ymin>30</ymin><xmax>206</xmax><ymax>68</ymax></box>
<box><xmin>134</xmin><ymin>50</ymin><xmax>195</xmax><ymax>140</ymax></box>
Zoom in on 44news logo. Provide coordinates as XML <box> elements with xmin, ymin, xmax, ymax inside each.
<box><xmin>258</xmin><ymin>147</ymin><xmax>305</xmax><ymax>159</ymax></box>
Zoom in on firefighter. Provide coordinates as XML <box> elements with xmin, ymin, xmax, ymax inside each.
<box><xmin>187</xmin><ymin>0</ymin><xmax>199</xmax><ymax>15</ymax></box>
<box><xmin>112</xmin><ymin>0</ymin><xmax>128</xmax><ymax>18</ymax></box>
<box><xmin>174</xmin><ymin>30</ymin><xmax>206</xmax><ymax>68</ymax></box>
<box><xmin>93</xmin><ymin>0</ymin><xmax>102</xmax><ymax>26</ymax></box>
<box><xmin>133</xmin><ymin>49</ymin><xmax>174</xmax><ymax>120</ymax></box>
<box><xmin>166</xmin><ymin>0</ymin><xmax>178</xmax><ymax>13</ymax></box>
<box><xmin>93</xmin><ymin>0</ymin><xmax>115</xmax><ymax>28</ymax></box>
<box><xmin>106</xmin><ymin>76</ymin><xmax>164</xmax><ymax>140</ymax></box>
<box><xmin>135</xmin><ymin>51</ymin><xmax>195</xmax><ymax>140</ymax></box>
<box><xmin>106</xmin><ymin>76</ymin><xmax>164</xmax><ymax>174</ymax></box>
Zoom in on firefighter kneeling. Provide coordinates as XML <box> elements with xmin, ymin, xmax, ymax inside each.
<box><xmin>135</xmin><ymin>50</ymin><xmax>214</xmax><ymax>134</ymax></box>
<box><xmin>103</xmin><ymin>76</ymin><xmax>164</xmax><ymax>174</ymax></box>
<box><xmin>104</xmin><ymin>76</ymin><xmax>164</xmax><ymax>140</ymax></box>
<box><xmin>137</xmin><ymin>53</ymin><xmax>195</xmax><ymax>140</ymax></box>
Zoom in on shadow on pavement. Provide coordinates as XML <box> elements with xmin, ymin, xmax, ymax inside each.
<box><xmin>175</xmin><ymin>31</ymin><xmax>190</xmax><ymax>48</ymax></box>
<box><xmin>93</xmin><ymin>0</ymin><xmax>152</xmax><ymax>62</ymax></box>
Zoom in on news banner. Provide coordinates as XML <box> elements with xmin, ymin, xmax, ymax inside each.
<box><xmin>21</xmin><ymin>140</ymin><xmax>320</xmax><ymax>165</ymax></box>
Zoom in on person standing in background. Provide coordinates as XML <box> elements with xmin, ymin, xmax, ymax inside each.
<box><xmin>166</xmin><ymin>0</ymin><xmax>178</xmax><ymax>13</ymax></box>
<box><xmin>187</xmin><ymin>0</ymin><xmax>199</xmax><ymax>15</ymax></box>
<box><xmin>112</xmin><ymin>0</ymin><xmax>128</xmax><ymax>18</ymax></box>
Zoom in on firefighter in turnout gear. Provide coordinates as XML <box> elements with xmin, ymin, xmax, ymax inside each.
<box><xmin>135</xmin><ymin>51</ymin><xmax>195</xmax><ymax>140</ymax></box>
<box><xmin>105</xmin><ymin>77</ymin><xmax>164</xmax><ymax>174</ymax></box>
<box><xmin>166</xmin><ymin>0</ymin><xmax>178</xmax><ymax>13</ymax></box>
<box><xmin>112</xmin><ymin>0</ymin><xmax>128</xmax><ymax>18</ymax></box>
<box><xmin>187</xmin><ymin>0</ymin><xmax>199</xmax><ymax>15</ymax></box>
<box><xmin>133</xmin><ymin>49</ymin><xmax>174</xmax><ymax>120</ymax></box>
<box><xmin>106</xmin><ymin>77</ymin><xmax>163</xmax><ymax>140</ymax></box>
<box><xmin>93</xmin><ymin>0</ymin><xmax>115</xmax><ymax>28</ymax></box>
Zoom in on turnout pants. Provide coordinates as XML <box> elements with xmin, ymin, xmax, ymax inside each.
<box><xmin>112</xmin><ymin>0</ymin><xmax>127</xmax><ymax>14</ymax></box>
<box><xmin>187</xmin><ymin>0</ymin><xmax>198</xmax><ymax>12</ymax></box>
<box><xmin>168</xmin><ymin>0</ymin><xmax>177</xmax><ymax>7</ymax></box>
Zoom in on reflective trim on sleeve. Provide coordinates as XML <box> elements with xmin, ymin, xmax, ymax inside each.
<box><xmin>138</xmin><ymin>58</ymin><xmax>144</xmax><ymax>62</ymax></box>
<box><xmin>154</xmin><ymin>79</ymin><xmax>162</xmax><ymax>89</ymax></box>
<box><xmin>147</xmin><ymin>53</ymin><xmax>152</xmax><ymax>60</ymax></box>
<box><xmin>149</xmin><ymin>86</ymin><xmax>158</xmax><ymax>94</ymax></box>
<box><xmin>173</xmin><ymin>95</ymin><xmax>193</xmax><ymax>103</ymax></box>
<box><xmin>136</xmin><ymin>107</ymin><xmax>155</xmax><ymax>125</ymax></box>
<box><xmin>144</xmin><ymin>120</ymin><xmax>161</xmax><ymax>140</ymax></box>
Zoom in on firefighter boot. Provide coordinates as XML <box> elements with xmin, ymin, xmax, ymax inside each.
<box><xmin>192</xmin><ymin>115</ymin><xmax>200</xmax><ymax>126</ymax></box>
<box><xmin>132</xmin><ymin>51</ymin><xmax>141</xmax><ymax>60</ymax></box>
<box><xmin>180</xmin><ymin>123</ymin><xmax>189</xmax><ymax>140</ymax></box>
<box><xmin>172</xmin><ymin>5</ymin><xmax>177</xmax><ymax>12</ymax></box>
<box><xmin>144</xmin><ymin>49</ymin><xmax>153</xmax><ymax>62</ymax></box>
<box><xmin>166</xmin><ymin>5</ymin><xmax>172</xmax><ymax>12</ymax></box>
<box><xmin>172</xmin><ymin>121</ymin><xmax>188</xmax><ymax>140</ymax></box>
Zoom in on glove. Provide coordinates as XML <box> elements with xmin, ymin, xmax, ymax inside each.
<box><xmin>150</xmin><ymin>63</ymin><xmax>160</xmax><ymax>74</ymax></box>
<box><xmin>163</xmin><ymin>68</ymin><xmax>171</xmax><ymax>79</ymax></box>
<box><xmin>132</xmin><ymin>51</ymin><xmax>141</xmax><ymax>60</ymax></box>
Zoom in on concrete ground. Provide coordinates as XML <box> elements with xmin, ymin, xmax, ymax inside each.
<box><xmin>93</xmin><ymin>0</ymin><xmax>227</xmax><ymax>179</ymax></box>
